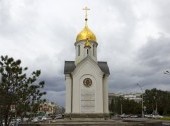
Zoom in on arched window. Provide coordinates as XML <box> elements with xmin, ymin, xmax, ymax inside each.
<box><xmin>93</xmin><ymin>45</ymin><xmax>95</xmax><ymax>56</ymax></box>
<box><xmin>78</xmin><ymin>45</ymin><xmax>80</xmax><ymax>56</ymax></box>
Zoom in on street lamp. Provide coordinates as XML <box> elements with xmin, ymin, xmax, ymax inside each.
<box><xmin>153</xmin><ymin>96</ymin><xmax>158</xmax><ymax>115</ymax></box>
<box><xmin>137</xmin><ymin>83</ymin><xmax>144</xmax><ymax>118</ymax></box>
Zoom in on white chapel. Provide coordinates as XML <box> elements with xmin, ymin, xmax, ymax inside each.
<box><xmin>64</xmin><ymin>7</ymin><xmax>110</xmax><ymax>119</ymax></box>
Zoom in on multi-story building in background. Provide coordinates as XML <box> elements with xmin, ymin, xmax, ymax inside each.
<box><xmin>123</xmin><ymin>93</ymin><xmax>142</xmax><ymax>103</ymax></box>
<box><xmin>109</xmin><ymin>92</ymin><xmax>142</xmax><ymax>104</ymax></box>
<box><xmin>38</xmin><ymin>102</ymin><xmax>64</xmax><ymax>115</ymax></box>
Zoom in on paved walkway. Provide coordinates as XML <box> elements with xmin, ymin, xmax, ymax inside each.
<box><xmin>19</xmin><ymin>118</ymin><xmax>163</xmax><ymax>126</ymax></box>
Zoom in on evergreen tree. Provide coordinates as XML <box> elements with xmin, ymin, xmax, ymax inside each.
<box><xmin>0</xmin><ymin>55</ymin><xmax>46</xmax><ymax>126</ymax></box>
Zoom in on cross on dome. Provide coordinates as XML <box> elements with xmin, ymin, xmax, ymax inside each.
<box><xmin>76</xmin><ymin>6</ymin><xmax>97</xmax><ymax>42</ymax></box>
<box><xmin>83</xmin><ymin>6</ymin><xmax>90</xmax><ymax>25</ymax></box>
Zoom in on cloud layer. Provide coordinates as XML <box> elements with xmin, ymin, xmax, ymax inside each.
<box><xmin>0</xmin><ymin>0</ymin><xmax>170</xmax><ymax>106</ymax></box>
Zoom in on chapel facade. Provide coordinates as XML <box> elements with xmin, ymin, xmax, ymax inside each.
<box><xmin>64</xmin><ymin>8</ymin><xmax>110</xmax><ymax>118</ymax></box>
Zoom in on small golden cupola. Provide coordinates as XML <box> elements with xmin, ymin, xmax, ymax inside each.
<box><xmin>76</xmin><ymin>7</ymin><xmax>97</xmax><ymax>42</ymax></box>
<box><xmin>84</xmin><ymin>38</ymin><xmax>91</xmax><ymax>48</ymax></box>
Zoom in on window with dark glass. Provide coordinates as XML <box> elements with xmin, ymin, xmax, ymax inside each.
<box><xmin>78</xmin><ymin>45</ymin><xmax>80</xmax><ymax>56</ymax></box>
<box><xmin>93</xmin><ymin>45</ymin><xmax>95</xmax><ymax>56</ymax></box>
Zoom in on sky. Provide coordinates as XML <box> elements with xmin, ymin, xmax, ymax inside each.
<box><xmin>0</xmin><ymin>0</ymin><xmax>170</xmax><ymax>107</ymax></box>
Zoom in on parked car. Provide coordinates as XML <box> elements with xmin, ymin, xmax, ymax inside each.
<box><xmin>152</xmin><ymin>114</ymin><xmax>163</xmax><ymax>119</ymax></box>
<box><xmin>41</xmin><ymin>116</ymin><xmax>52</xmax><ymax>121</ymax></box>
<box><xmin>120</xmin><ymin>113</ymin><xmax>129</xmax><ymax>118</ymax></box>
<box><xmin>145</xmin><ymin>114</ymin><xmax>163</xmax><ymax>119</ymax></box>
<box><xmin>55</xmin><ymin>114</ymin><xmax>63</xmax><ymax>119</ymax></box>
<box><xmin>23</xmin><ymin>117</ymin><xmax>29</xmax><ymax>122</ymax></box>
<box><xmin>32</xmin><ymin>117</ymin><xmax>40</xmax><ymax>123</ymax></box>
<box><xmin>145</xmin><ymin>114</ymin><xmax>153</xmax><ymax>118</ymax></box>
<box><xmin>130</xmin><ymin>115</ymin><xmax>138</xmax><ymax>118</ymax></box>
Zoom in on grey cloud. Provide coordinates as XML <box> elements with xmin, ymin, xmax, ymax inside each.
<box><xmin>97</xmin><ymin>0</ymin><xmax>138</xmax><ymax>55</ymax></box>
<box><xmin>132</xmin><ymin>35</ymin><xmax>170</xmax><ymax>89</ymax></box>
<box><xmin>154</xmin><ymin>0</ymin><xmax>170</xmax><ymax>33</ymax></box>
<box><xmin>108</xmin><ymin>35</ymin><xmax>170</xmax><ymax>93</ymax></box>
<box><xmin>1</xmin><ymin>0</ymin><xmax>170</xmax><ymax>107</ymax></box>
<box><xmin>137</xmin><ymin>35</ymin><xmax>170</xmax><ymax>71</ymax></box>
<box><xmin>0</xmin><ymin>0</ymin><xmax>38</xmax><ymax>37</ymax></box>
<box><xmin>42</xmin><ymin>75</ymin><xmax>65</xmax><ymax>92</ymax></box>
<box><xmin>44</xmin><ymin>91</ymin><xmax>65</xmax><ymax>106</ymax></box>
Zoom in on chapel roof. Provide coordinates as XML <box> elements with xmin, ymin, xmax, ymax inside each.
<box><xmin>64</xmin><ymin>61</ymin><xmax>110</xmax><ymax>75</ymax></box>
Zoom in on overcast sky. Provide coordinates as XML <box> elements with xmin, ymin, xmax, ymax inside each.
<box><xmin>0</xmin><ymin>0</ymin><xmax>170</xmax><ymax>107</ymax></box>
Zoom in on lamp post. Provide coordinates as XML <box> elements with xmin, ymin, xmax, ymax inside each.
<box><xmin>121</xmin><ymin>103</ymin><xmax>123</xmax><ymax>115</ymax></box>
<box><xmin>137</xmin><ymin>83</ymin><xmax>144</xmax><ymax>118</ymax></box>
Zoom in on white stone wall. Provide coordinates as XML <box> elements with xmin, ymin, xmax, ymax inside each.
<box><xmin>103</xmin><ymin>76</ymin><xmax>109</xmax><ymax>113</ymax></box>
<box><xmin>65</xmin><ymin>74</ymin><xmax>72</xmax><ymax>113</ymax></box>
<box><xmin>75</xmin><ymin>41</ymin><xmax>97</xmax><ymax>65</ymax></box>
<box><xmin>72</xmin><ymin>58</ymin><xmax>104</xmax><ymax>113</ymax></box>
<box><xmin>80</xmin><ymin>74</ymin><xmax>95</xmax><ymax>113</ymax></box>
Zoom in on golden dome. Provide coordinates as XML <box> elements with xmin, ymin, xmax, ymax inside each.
<box><xmin>84</xmin><ymin>39</ymin><xmax>91</xmax><ymax>48</ymax></box>
<box><xmin>76</xmin><ymin>25</ymin><xmax>97</xmax><ymax>42</ymax></box>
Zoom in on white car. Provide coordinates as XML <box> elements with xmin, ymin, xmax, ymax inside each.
<box><xmin>32</xmin><ymin>117</ymin><xmax>39</xmax><ymax>122</ymax></box>
<box><xmin>55</xmin><ymin>114</ymin><xmax>63</xmax><ymax>119</ymax></box>
<box><xmin>145</xmin><ymin>114</ymin><xmax>153</xmax><ymax>118</ymax></box>
<box><xmin>23</xmin><ymin>118</ymin><xmax>29</xmax><ymax>122</ymax></box>
<box><xmin>152</xmin><ymin>115</ymin><xmax>163</xmax><ymax>119</ymax></box>
<box><xmin>41</xmin><ymin>116</ymin><xmax>47</xmax><ymax>121</ymax></box>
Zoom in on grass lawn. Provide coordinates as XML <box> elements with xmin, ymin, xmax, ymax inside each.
<box><xmin>160</xmin><ymin>116</ymin><xmax>170</xmax><ymax>121</ymax></box>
